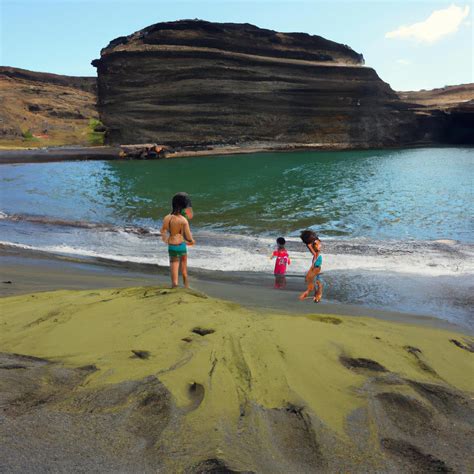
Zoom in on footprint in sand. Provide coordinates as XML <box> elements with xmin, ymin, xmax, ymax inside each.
<box><xmin>192</xmin><ymin>327</ymin><xmax>215</xmax><ymax>336</ymax></box>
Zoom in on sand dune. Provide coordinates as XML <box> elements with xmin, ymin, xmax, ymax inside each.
<box><xmin>1</xmin><ymin>286</ymin><xmax>473</xmax><ymax>472</ymax></box>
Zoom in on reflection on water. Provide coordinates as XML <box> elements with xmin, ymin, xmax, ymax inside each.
<box><xmin>0</xmin><ymin>147</ymin><xmax>473</xmax><ymax>240</ymax></box>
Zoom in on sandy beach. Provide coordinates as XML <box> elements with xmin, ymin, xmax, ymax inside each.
<box><xmin>1</xmin><ymin>250</ymin><xmax>474</xmax><ymax>472</ymax></box>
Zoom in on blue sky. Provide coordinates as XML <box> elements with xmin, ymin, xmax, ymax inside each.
<box><xmin>1</xmin><ymin>0</ymin><xmax>472</xmax><ymax>91</ymax></box>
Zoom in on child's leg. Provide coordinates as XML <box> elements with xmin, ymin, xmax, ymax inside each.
<box><xmin>170</xmin><ymin>258</ymin><xmax>180</xmax><ymax>288</ymax></box>
<box><xmin>180</xmin><ymin>255</ymin><xmax>189</xmax><ymax>288</ymax></box>
<box><xmin>313</xmin><ymin>274</ymin><xmax>323</xmax><ymax>303</ymax></box>
<box><xmin>274</xmin><ymin>275</ymin><xmax>286</xmax><ymax>289</ymax></box>
<box><xmin>299</xmin><ymin>266</ymin><xmax>318</xmax><ymax>300</ymax></box>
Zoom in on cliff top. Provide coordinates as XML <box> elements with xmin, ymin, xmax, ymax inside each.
<box><xmin>96</xmin><ymin>19</ymin><xmax>364</xmax><ymax>66</ymax></box>
<box><xmin>398</xmin><ymin>83</ymin><xmax>474</xmax><ymax>108</ymax></box>
<box><xmin>0</xmin><ymin>66</ymin><xmax>96</xmax><ymax>94</ymax></box>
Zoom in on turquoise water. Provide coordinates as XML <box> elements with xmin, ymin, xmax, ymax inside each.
<box><xmin>1</xmin><ymin>147</ymin><xmax>473</xmax><ymax>241</ymax></box>
<box><xmin>1</xmin><ymin>147</ymin><xmax>473</xmax><ymax>327</ymax></box>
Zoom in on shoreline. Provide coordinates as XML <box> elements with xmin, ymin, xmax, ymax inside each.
<box><xmin>1</xmin><ymin>246</ymin><xmax>471</xmax><ymax>335</ymax></box>
<box><xmin>1</xmin><ymin>142</ymin><xmax>470</xmax><ymax>165</ymax></box>
<box><xmin>0</xmin><ymin>145</ymin><xmax>120</xmax><ymax>164</ymax></box>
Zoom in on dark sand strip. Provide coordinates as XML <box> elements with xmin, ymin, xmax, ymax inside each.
<box><xmin>0</xmin><ymin>146</ymin><xmax>120</xmax><ymax>164</ymax></box>
<box><xmin>0</xmin><ymin>143</ymin><xmax>431</xmax><ymax>165</ymax></box>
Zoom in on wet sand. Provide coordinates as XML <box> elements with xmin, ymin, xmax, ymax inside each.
<box><xmin>1</xmin><ymin>248</ymin><xmax>469</xmax><ymax>334</ymax></box>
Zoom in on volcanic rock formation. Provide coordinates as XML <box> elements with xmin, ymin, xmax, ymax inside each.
<box><xmin>93</xmin><ymin>20</ymin><xmax>429</xmax><ymax>149</ymax></box>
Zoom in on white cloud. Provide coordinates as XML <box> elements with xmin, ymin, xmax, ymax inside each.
<box><xmin>385</xmin><ymin>4</ymin><xmax>471</xmax><ymax>43</ymax></box>
<box><xmin>396</xmin><ymin>59</ymin><xmax>411</xmax><ymax>65</ymax></box>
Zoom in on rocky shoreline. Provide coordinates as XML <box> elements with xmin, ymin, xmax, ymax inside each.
<box><xmin>3</xmin><ymin>142</ymin><xmax>474</xmax><ymax>165</ymax></box>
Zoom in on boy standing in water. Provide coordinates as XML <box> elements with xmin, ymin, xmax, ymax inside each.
<box><xmin>270</xmin><ymin>237</ymin><xmax>291</xmax><ymax>289</ymax></box>
<box><xmin>299</xmin><ymin>230</ymin><xmax>323</xmax><ymax>303</ymax></box>
<box><xmin>161</xmin><ymin>192</ymin><xmax>195</xmax><ymax>288</ymax></box>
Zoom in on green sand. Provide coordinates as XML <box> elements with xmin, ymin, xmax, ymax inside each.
<box><xmin>1</xmin><ymin>287</ymin><xmax>473</xmax><ymax>472</ymax></box>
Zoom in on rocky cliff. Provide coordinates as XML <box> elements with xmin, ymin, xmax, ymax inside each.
<box><xmin>0</xmin><ymin>67</ymin><xmax>99</xmax><ymax>147</ymax></box>
<box><xmin>399</xmin><ymin>84</ymin><xmax>474</xmax><ymax>145</ymax></box>
<box><xmin>4</xmin><ymin>22</ymin><xmax>470</xmax><ymax>151</ymax></box>
<box><xmin>93</xmin><ymin>20</ymin><xmax>428</xmax><ymax>149</ymax></box>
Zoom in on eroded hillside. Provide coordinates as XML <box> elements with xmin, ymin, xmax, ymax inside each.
<box><xmin>0</xmin><ymin>67</ymin><xmax>100</xmax><ymax>147</ymax></box>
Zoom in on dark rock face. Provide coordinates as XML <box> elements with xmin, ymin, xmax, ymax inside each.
<box><xmin>445</xmin><ymin>102</ymin><xmax>474</xmax><ymax>144</ymax></box>
<box><xmin>399</xmin><ymin>84</ymin><xmax>474</xmax><ymax>145</ymax></box>
<box><xmin>92</xmin><ymin>20</ymin><xmax>423</xmax><ymax>148</ymax></box>
<box><xmin>92</xmin><ymin>20</ymin><xmax>472</xmax><ymax>149</ymax></box>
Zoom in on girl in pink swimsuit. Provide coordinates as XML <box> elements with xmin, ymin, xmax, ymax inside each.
<box><xmin>270</xmin><ymin>237</ymin><xmax>291</xmax><ymax>288</ymax></box>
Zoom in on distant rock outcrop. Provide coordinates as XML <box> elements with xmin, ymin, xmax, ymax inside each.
<box><xmin>398</xmin><ymin>84</ymin><xmax>474</xmax><ymax>144</ymax></box>
<box><xmin>93</xmin><ymin>20</ymin><xmax>429</xmax><ymax>149</ymax></box>
<box><xmin>0</xmin><ymin>66</ymin><xmax>96</xmax><ymax>94</ymax></box>
<box><xmin>0</xmin><ymin>67</ymin><xmax>98</xmax><ymax>146</ymax></box>
<box><xmin>398</xmin><ymin>84</ymin><xmax>474</xmax><ymax>108</ymax></box>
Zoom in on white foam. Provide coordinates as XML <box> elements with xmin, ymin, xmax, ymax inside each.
<box><xmin>1</xmin><ymin>229</ymin><xmax>473</xmax><ymax>278</ymax></box>
<box><xmin>0</xmin><ymin>241</ymin><xmax>162</xmax><ymax>266</ymax></box>
<box><xmin>189</xmin><ymin>243</ymin><xmax>474</xmax><ymax>277</ymax></box>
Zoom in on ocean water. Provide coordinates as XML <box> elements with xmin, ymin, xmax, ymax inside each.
<box><xmin>1</xmin><ymin>147</ymin><xmax>473</xmax><ymax>328</ymax></box>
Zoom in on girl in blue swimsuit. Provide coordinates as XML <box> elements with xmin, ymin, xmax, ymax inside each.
<box><xmin>299</xmin><ymin>230</ymin><xmax>323</xmax><ymax>303</ymax></box>
<box><xmin>161</xmin><ymin>193</ymin><xmax>195</xmax><ymax>288</ymax></box>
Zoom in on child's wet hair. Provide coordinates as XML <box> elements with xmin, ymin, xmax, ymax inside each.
<box><xmin>172</xmin><ymin>192</ymin><xmax>192</xmax><ymax>214</ymax></box>
<box><xmin>276</xmin><ymin>237</ymin><xmax>286</xmax><ymax>248</ymax></box>
<box><xmin>300</xmin><ymin>230</ymin><xmax>319</xmax><ymax>245</ymax></box>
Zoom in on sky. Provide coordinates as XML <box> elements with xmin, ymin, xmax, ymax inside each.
<box><xmin>0</xmin><ymin>0</ymin><xmax>472</xmax><ymax>91</ymax></box>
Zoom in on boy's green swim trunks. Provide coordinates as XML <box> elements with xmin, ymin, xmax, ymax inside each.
<box><xmin>168</xmin><ymin>242</ymin><xmax>187</xmax><ymax>258</ymax></box>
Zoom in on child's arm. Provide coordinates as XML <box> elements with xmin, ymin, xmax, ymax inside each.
<box><xmin>307</xmin><ymin>242</ymin><xmax>320</xmax><ymax>264</ymax></box>
<box><xmin>160</xmin><ymin>216</ymin><xmax>170</xmax><ymax>243</ymax></box>
<box><xmin>183</xmin><ymin>220</ymin><xmax>195</xmax><ymax>245</ymax></box>
<box><xmin>269</xmin><ymin>250</ymin><xmax>277</xmax><ymax>260</ymax></box>
<box><xmin>307</xmin><ymin>244</ymin><xmax>318</xmax><ymax>258</ymax></box>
